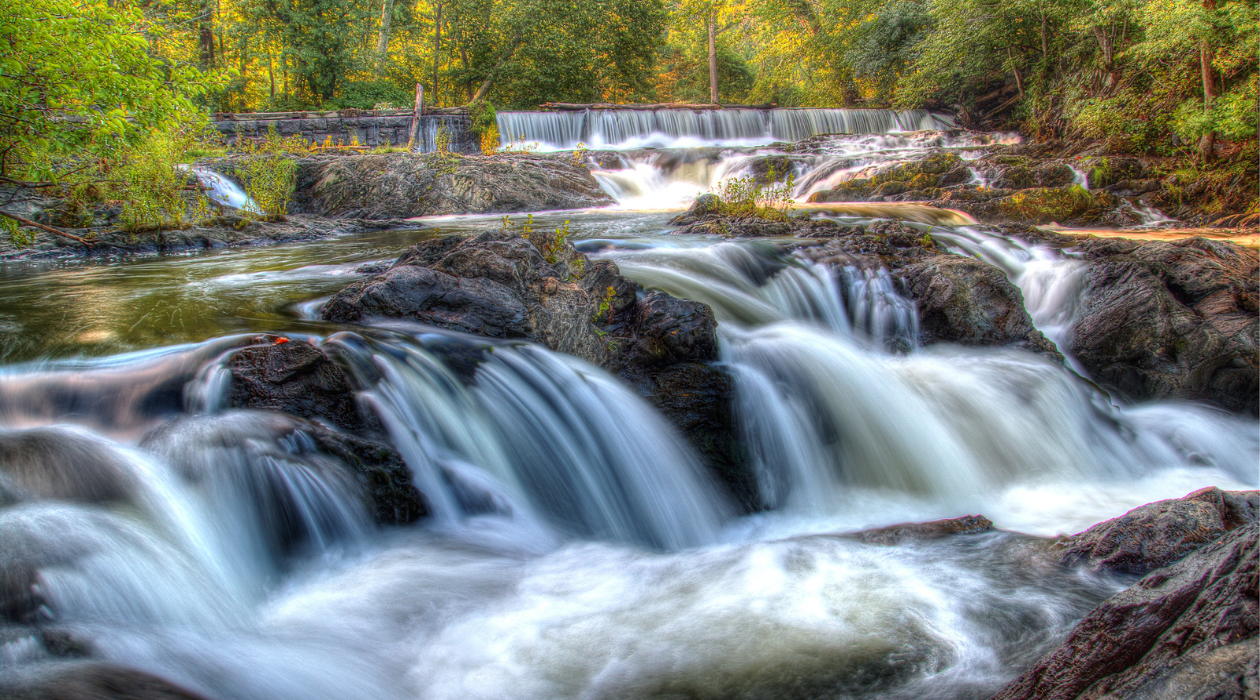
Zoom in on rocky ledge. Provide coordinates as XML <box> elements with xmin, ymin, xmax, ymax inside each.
<box><xmin>319</xmin><ymin>228</ymin><xmax>751</xmax><ymax>508</ymax></box>
<box><xmin>287</xmin><ymin>151</ymin><xmax>613</xmax><ymax>218</ymax></box>
<box><xmin>0</xmin><ymin>212</ymin><xmax>417</xmax><ymax>262</ymax></box>
<box><xmin>996</xmin><ymin>487</ymin><xmax>1259</xmax><ymax>700</ymax></box>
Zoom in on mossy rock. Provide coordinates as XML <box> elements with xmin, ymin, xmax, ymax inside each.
<box><xmin>993</xmin><ymin>166</ymin><xmax>1036</xmax><ymax>190</ymax></box>
<box><xmin>873</xmin><ymin>181</ymin><xmax>909</xmax><ymax>197</ymax></box>
<box><xmin>1034</xmin><ymin>164</ymin><xmax>1076</xmax><ymax>188</ymax></box>
<box><xmin>1081</xmin><ymin>156</ymin><xmax>1145</xmax><ymax>189</ymax></box>
<box><xmin>918</xmin><ymin>152</ymin><xmax>964</xmax><ymax>175</ymax></box>
<box><xmin>996</xmin><ymin>186</ymin><xmax>1118</xmax><ymax>224</ymax></box>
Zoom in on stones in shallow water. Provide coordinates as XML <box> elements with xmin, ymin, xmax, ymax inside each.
<box><xmin>0</xmin><ymin>662</ymin><xmax>211</xmax><ymax>700</ymax></box>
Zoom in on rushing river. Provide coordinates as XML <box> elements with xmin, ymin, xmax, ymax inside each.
<box><xmin>2</xmin><ymin>120</ymin><xmax>1256</xmax><ymax>700</ymax></box>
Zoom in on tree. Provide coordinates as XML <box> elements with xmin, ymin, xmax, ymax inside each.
<box><xmin>0</xmin><ymin>0</ymin><xmax>210</xmax><ymax>180</ymax></box>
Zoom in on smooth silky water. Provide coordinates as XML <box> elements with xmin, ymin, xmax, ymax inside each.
<box><xmin>2</xmin><ymin>122</ymin><xmax>1256</xmax><ymax>700</ymax></box>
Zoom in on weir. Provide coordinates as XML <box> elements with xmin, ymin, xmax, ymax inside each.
<box><xmin>497</xmin><ymin>108</ymin><xmax>954</xmax><ymax>149</ymax></box>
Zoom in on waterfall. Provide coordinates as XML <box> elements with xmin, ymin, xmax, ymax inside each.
<box><xmin>499</xmin><ymin>108</ymin><xmax>955</xmax><ymax>151</ymax></box>
<box><xmin>187</xmin><ymin>167</ymin><xmax>259</xmax><ymax>213</ymax></box>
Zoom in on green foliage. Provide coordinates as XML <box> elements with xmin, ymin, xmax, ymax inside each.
<box><xmin>711</xmin><ymin>170</ymin><xmax>795</xmax><ymax>221</ymax></box>
<box><xmin>117</xmin><ymin>128</ymin><xmax>213</xmax><ymax>232</ymax></box>
<box><xmin>328</xmin><ymin>80</ymin><xmax>414</xmax><ymax>110</ymax></box>
<box><xmin>596</xmin><ymin>285</ymin><xmax>616</xmax><ymax>324</ymax></box>
<box><xmin>0</xmin><ymin>0</ymin><xmax>215</xmax><ymax>181</ymax></box>
<box><xmin>236</xmin><ymin>126</ymin><xmax>298</xmax><ymax>221</ymax></box>
<box><xmin>467</xmin><ymin>100</ymin><xmax>498</xmax><ymax>135</ymax></box>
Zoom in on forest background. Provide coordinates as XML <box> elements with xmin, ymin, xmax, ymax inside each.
<box><xmin>1</xmin><ymin>0</ymin><xmax>1256</xmax><ymax>205</ymax></box>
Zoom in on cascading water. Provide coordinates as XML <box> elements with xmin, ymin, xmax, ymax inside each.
<box><xmin>187</xmin><ymin>167</ymin><xmax>259</xmax><ymax>213</ymax></box>
<box><xmin>1</xmin><ymin>122</ymin><xmax>1253</xmax><ymax>700</ymax></box>
<box><xmin>499</xmin><ymin>108</ymin><xmax>954</xmax><ymax>151</ymax></box>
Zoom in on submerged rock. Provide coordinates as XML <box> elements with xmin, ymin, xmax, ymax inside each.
<box><xmin>994</xmin><ymin>519</ymin><xmax>1258</xmax><ymax>700</ymax></box>
<box><xmin>1067</xmin><ymin>237</ymin><xmax>1258</xmax><ymax>414</ymax></box>
<box><xmin>0</xmin><ymin>662</ymin><xmax>211</xmax><ymax>700</ymax></box>
<box><xmin>853</xmin><ymin>514</ymin><xmax>995</xmax><ymax>545</ymax></box>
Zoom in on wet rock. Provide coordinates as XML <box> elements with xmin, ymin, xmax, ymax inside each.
<box><xmin>1067</xmin><ymin>237</ymin><xmax>1258</xmax><ymax>414</ymax></box>
<box><xmin>618</xmin><ymin>362</ymin><xmax>752</xmax><ymax>511</ymax></box>
<box><xmin>899</xmin><ymin>255</ymin><xmax>1062</xmax><ymax>357</ymax></box>
<box><xmin>0</xmin><ymin>428</ymin><xmax>137</xmax><ymax>506</ymax></box>
<box><xmin>992</xmin><ymin>521</ymin><xmax>1258</xmax><ymax>700</ymax></box>
<box><xmin>322</xmin><ymin>230</ymin><xmax>610</xmax><ymax>365</ymax></box>
<box><xmin>622</xmin><ymin>292</ymin><xmax>719</xmax><ymax>367</ymax></box>
<box><xmin>228</xmin><ymin>338</ymin><xmax>378</xmax><ymax>435</ymax></box>
<box><xmin>0</xmin><ymin>662</ymin><xmax>211</xmax><ymax>700</ymax></box>
<box><xmin>297</xmin><ymin>152</ymin><xmax>612</xmax><ymax>218</ymax></box>
<box><xmin>140</xmin><ymin>411</ymin><xmax>425</xmax><ymax>526</ymax></box>
<box><xmin>672</xmin><ymin>215</ymin><xmax>841</xmax><ymax>238</ymax></box>
<box><xmin>854</xmin><ymin>514</ymin><xmax>995</xmax><ymax>545</ymax></box>
<box><xmin>1057</xmin><ymin>487</ymin><xmax>1259</xmax><ymax>575</ymax></box>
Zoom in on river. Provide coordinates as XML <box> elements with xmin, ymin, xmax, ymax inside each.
<box><xmin>1</xmin><ymin>115</ymin><xmax>1255</xmax><ymax>700</ymax></box>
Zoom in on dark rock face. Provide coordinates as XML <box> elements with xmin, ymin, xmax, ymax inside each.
<box><xmin>1057</xmin><ymin>487</ymin><xmax>1259</xmax><ymax>575</ymax></box>
<box><xmin>296</xmin><ymin>152</ymin><xmax>612</xmax><ymax>218</ymax></box>
<box><xmin>322</xmin><ymin>230</ymin><xmax>612</xmax><ymax>366</ymax></box>
<box><xmin>306</xmin><ymin>424</ymin><xmax>427</xmax><ymax>525</ymax></box>
<box><xmin>0</xmin><ymin>663</ymin><xmax>211</xmax><ymax>700</ymax></box>
<box><xmin>993</xmin><ymin>520</ymin><xmax>1258</xmax><ymax>700</ymax></box>
<box><xmin>900</xmin><ymin>255</ymin><xmax>1062</xmax><ymax>356</ymax></box>
<box><xmin>228</xmin><ymin>339</ymin><xmax>378</xmax><ymax>435</ymax></box>
<box><xmin>1067</xmin><ymin>237</ymin><xmax>1259</xmax><ymax>414</ymax></box>
<box><xmin>624</xmin><ymin>292</ymin><xmax>719</xmax><ymax>367</ymax></box>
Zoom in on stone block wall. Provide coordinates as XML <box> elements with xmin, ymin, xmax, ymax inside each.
<box><xmin>212</xmin><ymin>112</ymin><xmax>479</xmax><ymax>153</ymax></box>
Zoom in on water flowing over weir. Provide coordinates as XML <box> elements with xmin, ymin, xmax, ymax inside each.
<box><xmin>498</xmin><ymin>108</ymin><xmax>954</xmax><ymax>150</ymax></box>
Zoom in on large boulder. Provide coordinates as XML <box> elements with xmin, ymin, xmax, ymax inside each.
<box><xmin>1067</xmin><ymin>237</ymin><xmax>1258</xmax><ymax>414</ymax></box>
<box><xmin>296</xmin><ymin>152</ymin><xmax>612</xmax><ymax>218</ymax></box>
<box><xmin>993</xmin><ymin>520</ymin><xmax>1258</xmax><ymax>700</ymax></box>
<box><xmin>228</xmin><ymin>338</ymin><xmax>378</xmax><ymax>435</ymax></box>
<box><xmin>900</xmin><ymin>254</ymin><xmax>1062</xmax><ymax>356</ymax></box>
<box><xmin>1056</xmin><ymin>487</ymin><xmax>1258</xmax><ymax>574</ymax></box>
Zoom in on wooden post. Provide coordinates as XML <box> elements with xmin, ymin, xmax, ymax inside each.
<box><xmin>409</xmin><ymin>83</ymin><xmax>424</xmax><ymax>150</ymax></box>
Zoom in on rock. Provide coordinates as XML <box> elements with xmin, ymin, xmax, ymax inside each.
<box><xmin>228</xmin><ymin>338</ymin><xmax>377</xmax><ymax>435</ymax></box>
<box><xmin>689</xmin><ymin>193</ymin><xmax>720</xmax><ymax>218</ymax></box>
<box><xmin>0</xmin><ymin>663</ymin><xmax>211</xmax><ymax>700</ymax></box>
<box><xmin>1067</xmin><ymin>237</ymin><xmax>1258</xmax><ymax>414</ymax></box>
<box><xmin>296</xmin><ymin>152</ymin><xmax>612</xmax><ymax>218</ymax></box>
<box><xmin>854</xmin><ymin>514</ymin><xmax>995</xmax><ymax>545</ymax></box>
<box><xmin>623</xmin><ymin>292</ymin><xmax>719</xmax><ymax>367</ymax></box>
<box><xmin>617</xmin><ymin>362</ymin><xmax>752</xmax><ymax>511</ymax></box>
<box><xmin>900</xmin><ymin>254</ymin><xmax>1062</xmax><ymax>357</ymax></box>
<box><xmin>1057</xmin><ymin>487</ymin><xmax>1259</xmax><ymax>574</ymax></box>
<box><xmin>322</xmin><ymin>230</ymin><xmax>610</xmax><ymax>365</ymax></box>
<box><xmin>140</xmin><ymin>411</ymin><xmax>425</xmax><ymax>527</ymax></box>
<box><xmin>0</xmin><ymin>428</ymin><xmax>138</xmax><ymax>506</ymax></box>
<box><xmin>991</xmin><ymin>521</ymin><xmax>1258</xmax><ymax>700</ymax></box>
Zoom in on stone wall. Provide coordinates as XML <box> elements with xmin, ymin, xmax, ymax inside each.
<box><xmin>212</xmin><ymin>111</ymin><xmax>479</xmax><ymax>153</ymax></box>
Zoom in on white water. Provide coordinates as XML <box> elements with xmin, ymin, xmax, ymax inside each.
<box><xmin>499</xmin><ymin>108</ymin><xmax>955</xmax><ymax>151</ymax></box>
<box><xmin>189</xmin><ymin>166</ymin><xmax>259</xmax><ymax>213</ymax></box>
<box><xmin>1</xmin><ymin>127</ymin><xmax>1251</xmax><ymax>699</ymax></box>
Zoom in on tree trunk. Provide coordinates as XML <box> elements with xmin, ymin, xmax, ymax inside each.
<box><xmin>375</xmin><ymin>0</ymin><xmax>394</xmax><ymax>76</ymax></box>
<box><xmin>268</xmin><ymin>51</ymin><xmax>275</xmax><ymax>99</ymax></box>
<box><xmin>708</xmin><ymin>13</ymin><xmax>718</xmax><ymax>104</ymax></box>
<box><xmin>1198</xmin><ymin>0</ymin><xmax>1218</xmax><ymax>163</ymax></box>
<box><xmin>432</xmin><ymin>3</ymin><xmax>443</xmax><ymax>107</ymax></box>
<box><xmin>472</xmin><ymin>33</ymin><xmax>523</xmax><ymax>103</ymax></box>
<box><xmin>198</xmin><ymin>0</ymin><xmax>215</xmax><ymax>69</ymax></box>
<box><xmin>460</xmin><ymin>41</ymin><xmax>472</xmax><ymax>101</ymax></box>
<box><xmin>409</xmin><ymin>83</ymin><xmax>424</xmax><ymax>149</ymax></box>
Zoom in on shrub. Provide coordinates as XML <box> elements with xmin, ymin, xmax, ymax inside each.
<box><xmin>711</xmin><ymin>169</ymin><xmax>796</xmax><ymax>221</ymax></box>
<box><xmin>116</xmin><ymin>127</ymin><xmax>212</xmax><ymax>232</ymax></box>
<box><xmin>236</xmin><ymin>125</ymin><xmax>299</xmax><ymax>221</ymax></box>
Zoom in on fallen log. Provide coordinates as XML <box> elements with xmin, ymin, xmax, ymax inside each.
<box><xmin>0</xmin><ymin>210</ymin><xmax>96</xmax><ymax>246</ymax></box>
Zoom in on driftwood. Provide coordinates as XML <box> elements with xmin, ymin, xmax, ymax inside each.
<box><xmin>538</xmin><ymin>102</ymin><xmax>778</xmax><ymax>111</ymax></box>
<box><xmin>0</xmin><ymin>210</ymin><xmax>95</xmax><ymax>246</ymax></box>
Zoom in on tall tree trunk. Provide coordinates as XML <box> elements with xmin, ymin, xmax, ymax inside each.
<box><xmin>472</xmin><ymin>33</ymin><xmax>523</xmax><ymax>103</ymax></box>
<box><xmin>460</xmin><ymin>41</ymin><xmax>472</xmax><ymax>101</ymax></box>
<box><xmin>198</xmin><ymin>0</ymin><xmax>215</xmax><ymax>69</ymax></box>
<box><xmin>375</xmin><ymin>0</ymin><xmax>394</xmax><ymax>76</ymax></box>
<box><xmin>1198</xmin><ymin>0</ymin><xmax>1218</xmax><ymax>163</ymax></box>
<box><xmin>268</xmin><ymin>51</ymin><xmax>276</xmax><ymax>100</ymax></box>
<box><xmin>432</xmin><ymin>3</ymin><xmax>443</xmax><ymax>107</ymax></box>
<box><xmin>708</xmin><ymin>12</ymin><xmax>718</xmax><ymax>104</ymax></box>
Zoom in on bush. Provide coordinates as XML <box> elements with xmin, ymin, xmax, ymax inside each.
<box><xmin>236</xmin><ymin>125</ymin><xmax>300</xmax><ymax>221</ymax></box>
<box><xmin>711</xmin><ymin>170</ymin><xmax>796</xmax><ymax>221</ymax></box>
<box><xmin>116</xmin><ymin>127</ymin><xmax>212</xmax><ymax>233</ymax></box>
<box><xmin>328</xmin><ymin>80</ymin><xmax>413</xmax><ymax>110</ymax></box>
